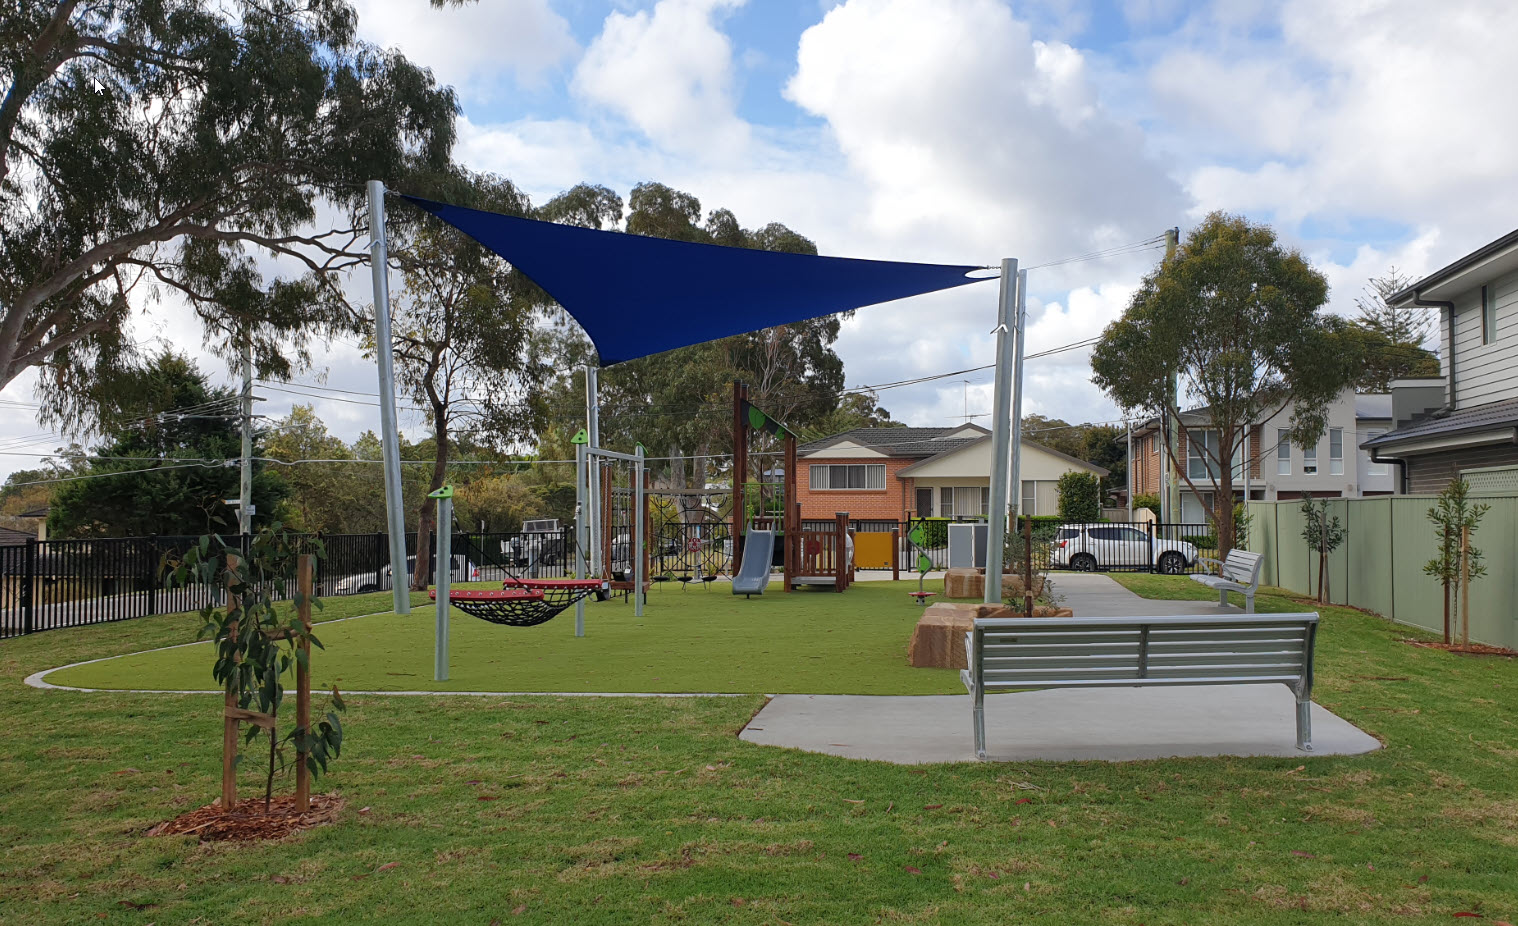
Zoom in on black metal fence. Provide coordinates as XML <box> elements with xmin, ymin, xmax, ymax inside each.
<box><xmin>0</xmin><ymin>519</ymin><xmax>1230</xmax><ymax>638</ymax></box>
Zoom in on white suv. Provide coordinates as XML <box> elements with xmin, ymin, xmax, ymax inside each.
<box><xmin>1049</xmin><ymin>524</ymin><xmax>1197</xmax><ymax>574</ymax></box>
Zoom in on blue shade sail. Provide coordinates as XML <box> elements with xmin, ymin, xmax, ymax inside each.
<box><xmin>402</xmin><ymin>194</ymin><xmax>995</xmax><ymax>366</ymax></box>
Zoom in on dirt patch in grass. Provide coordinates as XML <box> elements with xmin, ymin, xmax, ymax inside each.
<box><xmin>145</xmin><ymin>793</ymin><xmax>344</xmax><ymax>842</ymax></box>
<box><xmin>1402</xmin><ymin>639</ymin><xmax>1518</xmax><ymax>657</ymax></box>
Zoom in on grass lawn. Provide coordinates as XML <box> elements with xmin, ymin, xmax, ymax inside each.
<box><xmin>0</xmin><ymin>578</ymin><xmax>1514</xmax><ymax>923</ymax></box>
<box><xmin>44</xmin><ymin>580</ymin><xmax>961</xmax><ymax>695</ymax></box>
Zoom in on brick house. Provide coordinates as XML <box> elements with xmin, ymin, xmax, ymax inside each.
<box><xmin>797</xmin><ymin>424</ymin><xmax>1109</xmax><ymax>520</ymax></box>
<box><xmin>1128</xmin><ymin>388</ymin><xmax>1396</xmax><ymax>521</ymax></box>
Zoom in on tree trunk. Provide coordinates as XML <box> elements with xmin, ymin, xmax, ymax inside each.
<box><xmin>1442</xmin><ymin>527</ymin><xmax>1452</xmax><ymax>644</ymax></box>
<box><xmin>1214</xmin><ymin>426</ymin><xmax>1237</xmax><ymax>559</ymax></box>
<box><xmin>411</xmin><ymin>412</ymin><xmax>450</xmax><ymax>592</ymax></box>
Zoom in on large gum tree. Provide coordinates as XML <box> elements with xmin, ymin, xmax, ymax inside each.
<box><xmin>1090</xmin><ymin>212</ymin><xmax>1358</xmax><ymax>556</ymax></box>
<box><xmin>1</xmin><ymin>0</ymin><xmax>457</xmax><ymax>430</ymax></box>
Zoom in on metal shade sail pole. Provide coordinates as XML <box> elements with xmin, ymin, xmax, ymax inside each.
<box><xmin>430</xmin><ymin>485</ymin><xmax>453</xmax><ymax>681</ymax></box>
<box><xmin>1008</xmin><ymin>268</ymin><xmax>1029</xmax><ymax>516</ymax></box>
<box><xmin>634</xmin><ymin>443</ymin><xmax>646</xmax><ymax>617</ymax></box>
<box><xmin>984</xmin><ymin>260</ymin><xmax>1019</xmax><ymax>603</ymax></box>
<box><xmin>573</xmin><ymin>429</ymin><xmax>589</xmax><ymax>637</ymax></box>
<box><xmin>368</xmin><ymin>180</ymin><xmax>411</xmax><ymax>615</ymax></box>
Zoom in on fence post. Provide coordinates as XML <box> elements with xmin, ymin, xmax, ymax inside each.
<box><xmin>834</xmin><ymin>512</ymin><xmax>848</xmax><ymax>592</ymax></box>
<box><xmin>1146</xmin><ymin>521</ymin><xmax>1155</xmax><ymax>575</ymax></box>
<box><xmin>21</xmin><ymin>538</ymin><xmax>36</xmax><ymax>635</ymax></box>
<box><xmin>891</xmin><ymin>526</ymin><xmax>900</xmax><ymax>581</ymax></box>
<box><xmin>145</xmin><ymin>536</ymin><xmax>159</xmax><ymax>616</ymax></box>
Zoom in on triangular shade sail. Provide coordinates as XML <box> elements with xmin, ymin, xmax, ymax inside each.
<box><xmin>402</xmin><ymin>195</ymin><xmax>994</xmax><ymax>366</ymax></box>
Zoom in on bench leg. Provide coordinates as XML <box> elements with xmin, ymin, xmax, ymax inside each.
<box><xmin>973</xmin><ymin>703</ymin><xmax>986</xmax><ymax>760</ymax></box>
<box><xmin>1244</xmin><ymin>589</ymin><xmax>1255</xmax><ymax>614</ymax></box>
<box><xmin>1295</xmin><ymin>693</ymin><xmax>1313</xmax><ymax>752</ymax></box>
<box><xmin>1219</xmin><ymin>587</ymin><xmax>1228</xmax><ymax>608</ymax></box>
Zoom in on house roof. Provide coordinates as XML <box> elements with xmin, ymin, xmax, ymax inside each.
<box><xmin>894</xmin><ymin>435</ymin><xmax>1109</xmax><ymax>478</ymax></box>
<box><xmin>800</xmin><ymin>424</ymin><xmax>990</xmax><ymax>460</ymax></box>
<box><xmin>1129</xmin><ymin>393</ymin><xmax>1391</xmax><ymax>436</ymax></box>
<box><xmin>1361</xmin><ymin>397</ymin><xmax>1518</xmax><ymax>451</ymax></box>
<box><xmin>0</xmin><ymin>526</ymin><xmax>34</xmax><ymax>545</ymax></box>
<box><xmin>1389</xmin><ymin>226</ymin><xmax>1518</xmax><ymax>306</ymax></box>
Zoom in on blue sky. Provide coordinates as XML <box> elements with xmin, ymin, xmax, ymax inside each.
<box><xmin>4</xmin><ymin>0</ymin><xmax>1516</xmax><ymax>479</ymax></box>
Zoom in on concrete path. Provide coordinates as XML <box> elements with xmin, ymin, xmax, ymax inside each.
<box><xmin>1048</xmin><ymin>572</ymin><xmax>1240</xmax><ymax>616</ymax></box>
<box><xmin>741</xmin><ymin>687</ymin><xmax>1381</xmax><ymax>763</ymax></box>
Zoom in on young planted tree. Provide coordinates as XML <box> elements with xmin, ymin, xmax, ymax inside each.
<box><xmin>1298</xmin><ymin>494</ymin><xmax>1345</xmax><ymax>603</ymax></box>
<box><xmin>1</xmin><ymin>0</ymin><xmax>456</xmax><ymax>432</ymax></box>
<box><xmin>389</xmin><ymin>171</ymin><xmax>546</xmax><ymax>589</ymax></box>
<box><xmin>167</xmin><ymin>528</ymin><xmax>344</xmax><ymax>812</ymax></box>
<box><xmin>1423</xmin><ymin>479</ymin><xmax>1488</xmax><ymax>646</ymax></box>
<box><xmin>1091</xmin><ymin>212</ymin><xmax>1357</xmax><ymax>557</ymax></box>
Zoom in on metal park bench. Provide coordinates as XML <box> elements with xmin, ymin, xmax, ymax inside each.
<box><xmin>961</xmin><ymin>613</ymin><xmax>1320</xmax><ymax>759</ymax></box>
<box><xmin>1189</xmin><ymin>549</ymin><xmax>1265</xmax><ymax>613</ymax></box>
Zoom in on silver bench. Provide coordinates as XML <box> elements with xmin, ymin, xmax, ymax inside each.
<box><xmin>961</xmin><ymin>613</ymin><xmax>1319</xmax><ymax>759</ymax></box>
<box><xmin>1189</xmin><ymin>549</ymin><xmax>1264</xmax><ymax>613</ymax></box>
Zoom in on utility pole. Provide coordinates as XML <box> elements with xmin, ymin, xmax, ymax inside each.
<box><xmin>1161</xmin><ymin>226</ymin><xmax>1180</xmax><ymax>523</ymax></box>
<box><xmin>983</xmin><ymin>260</ymin><xmax>1018</xmax><ymax>604</ymax></box>
<box><xmin>368</xmin><ymin>179</ymin><xmax>411</xmax><ymax>616</ymax></box>
<box><xmin>239</xmin><ymin>333</ymin><xmax>254</xmax><ymax>536</ymax></box>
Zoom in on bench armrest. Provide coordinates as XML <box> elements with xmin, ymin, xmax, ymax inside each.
<box><xmin>1195</xmin><ymin>556</ymin><xmax>1224</xmax><ymax>575</ymax></box>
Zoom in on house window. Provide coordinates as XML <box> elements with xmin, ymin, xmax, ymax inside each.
<box><xmin>1021</xmin><ymin>480</ymin><xmax>1036</xmax><ymax>515</ymax></box>
<box><xmin>1150</xmin><ymin>434</ymin><xmax>1158</xmax><ymax>455</ymax></box>
<box><xmin>1276</xmin><ymin>428</ymin><xmax>1290</xmax><ymax>476</ymax></box>
<box><xmin>1329</xmin><ymin>427</ymin><xmax>1344</xmax><ymax>476</ymax></box>
<box><xmin>1366</xmin><ymin>430</ymin><xmax>1388</xmax><ymax>476</ymax></box>
<box><xmin>915</xmin><ymin>488</ymin><xmax>933</xmax><ymax>518</ymax></box>
<box><xmin>1482</xmin><ymin>285</ymin><xmax>1497</xmax><ymax>345</ymax></box>
<box><xmin>1186</xmin><ymin>429</ymin><xmax>1220</xmax><ymax>481</ymax></box>
<box><xmin>940</xmin><ymin>486</ymin><xmax>954</xmax><ymax>517</ymax></box>
<box><xmin>808</xmin><ymin>463</ymin><xmax>886</xmax><ymax>490</ymax></box>
<box><xmin>950</xmin><ymin>487</ymin><xmax>987</xmax><ymax>519</ymax></box>
<box><xmin>1303</xmin><ymin>439</ymin><xmax>1317</xmax><ymax>475</ymax></box>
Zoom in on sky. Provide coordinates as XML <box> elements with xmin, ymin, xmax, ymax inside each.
<box><xmin>5</xmin><ymin>0</ymin><xmax>1518</xmax><ymax>481</ymax></box>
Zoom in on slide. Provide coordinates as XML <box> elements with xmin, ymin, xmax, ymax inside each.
<box><xmin>731</xmin><ymin>529</ymin><xmax>775</xmax><ymax>598</ymax></box>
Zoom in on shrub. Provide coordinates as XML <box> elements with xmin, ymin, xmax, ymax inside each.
<box><xmin>1133</xmin><ymin>493</ymin><xmax>1160</xmax><ymax>516</ymax></box>
<box><xmin>1056</xmin><ymin>472</ymin><xmax>1101</xmax><ymax>521</ymax></box>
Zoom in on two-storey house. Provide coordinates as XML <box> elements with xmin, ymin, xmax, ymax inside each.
<box><xmin>1363</xmin><ymin>228</ymin><xmax>1518</xmax><ymax>493</ymax></box>
<box><xmin>1129</xmin><ymin>388</ymin><xmax>1396</xmax><ymax>523</ymax></box>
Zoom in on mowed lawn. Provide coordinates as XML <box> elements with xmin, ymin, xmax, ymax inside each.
<box><xmin>45</xmin><ymin>580</ymin><xmax>962</xmax><ymax>695</ymax></box>
<box><xmin>0</xmin><ymin>578</ymin><xmax>1513</xmax><ymax>923</ymax></box>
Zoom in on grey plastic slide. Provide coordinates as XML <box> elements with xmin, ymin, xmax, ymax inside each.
<box><xmin>731</xmin><ymin>529</ymin><xmax>775</xmax><ymax>597</ymax></box>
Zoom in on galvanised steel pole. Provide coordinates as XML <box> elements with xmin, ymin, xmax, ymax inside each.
<box><xmin>1008</xmin><ymin>268</ymin><xmax>1029</xmax><ymax>517</ymax></box>
<box><xmin>983</xmin><ymin>260</ymin><xmax>1019</xmax><ymax>604</ymax></box>
<box><xmin>368</xmin><ymin>180</ymin><xmax>411</xmax><ymax>615</ymax></box>
<box><xmin>431</xmin><ymin>486</ymin><xmax>453</xmax><ymax>681</ymax></box>
<box><xmin>574</xmin><ymin>436</ymin><xmax>588</xmax><ymax>638</ymax></box>
<box><xmin>634</xmin><ymin>443</ymin><xmax>645</xmax><ymax>617</ymax></box>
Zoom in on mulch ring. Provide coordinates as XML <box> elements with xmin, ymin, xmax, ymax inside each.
<box><xmin>1404</xmin><ymin>639</ymin><xmax>1518</xmax><ymax>658</ymax></box>
<box><xmin>146</xmin><ymin>793</ymin><xmax>344</xmax><ymax>842</ymax></box>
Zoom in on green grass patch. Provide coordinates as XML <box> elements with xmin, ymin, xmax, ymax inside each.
<box><xmin>0</xmin><ymin>578</ymin><xmax>1515</xmax><ymax>922</ymax></box>
<box><xmin>44</xmin><ymin>580</ymin><xmax>961</xmax><ymax>695</ymax></box>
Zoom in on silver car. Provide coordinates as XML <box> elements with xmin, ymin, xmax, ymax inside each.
<box><xmin>332</xmin><ymin>554</ymin><xmax>477</xmax><ymax>595</ymax></box>
<box><xmin>1049</xmin><ymin>525</ymin><xmax>1197</xmax><ymax>574</ymax></box>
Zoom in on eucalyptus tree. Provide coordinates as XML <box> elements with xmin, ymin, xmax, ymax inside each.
<box><xmin>1</xmin><ymin>0</ymin><xmax>457</xmax><ymax>431</ymax></box>
<box><xmin>1090</xmin><ymin>212</ymin><xmax>1357</xmax><ymax>556</ymax></box>
<box><xmin>387</xmin><ymin>171</ymin><xmax>546</xmax><ymax>589</ymax></box>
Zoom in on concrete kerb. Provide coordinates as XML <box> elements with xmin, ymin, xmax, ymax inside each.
<box><xmin>21</xmin><ymin>606</ymin><xmax>748</xmax><ymax>699</ymax></box>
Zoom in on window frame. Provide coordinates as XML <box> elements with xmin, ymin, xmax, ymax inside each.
<box><xmin>1302</xmin><ymin>439</ymin><xmax>1318</xmax><ymax>476</ymax></box>
<box><xmin>809</xmin><ymin>463</ymin><xmax>886</xmax><ymax>491</ymax></box>
<box><xmin>1276</xmin><ymin>428</ymin><xmax>1290</xmax><ymax>476</ymax></box>
<box><xmin>1482</xmin><ymin>285</ymin><xmax>1497</xmax><ymax>345</ymax></box>
<box><xmin>1020</xmin><ymin>479</ymin><xmax>1036</xmax><ymax>516</ymax></box>
<box><xmin>1329</xmin><ymin>427</ymin><xmax>1344</xmax><ymax>476</ymax></box>
<box><xmin>1366</xmin><ymin>430</ymin><xmax>1389</xmax><ymax>476</ymax></box>
<box><xmin>1186</xmin><ymin>429</ymin><xmax>1220</xmax><ymax>481</ymax></box>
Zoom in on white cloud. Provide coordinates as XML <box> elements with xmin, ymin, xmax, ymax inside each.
<box><xmin>350</xmin><ymin>0</ymin><xmax>577</xmax><ymax>98</ymax></box>
<box><xmin>572</xmin><ymin>0</ymin><xmax>752</xmax><ymax>156</ymax></box>
<box><xmin>1158</xmin><ymin>0</ymin><xmax>1518</xmax><ymax>269</ymax></box>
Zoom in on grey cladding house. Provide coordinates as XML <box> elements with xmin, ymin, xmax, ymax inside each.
<box><xmin>1364</xmin><ymin>227</ymin><xmax>1518</xmax><ymax>493</ymax></box>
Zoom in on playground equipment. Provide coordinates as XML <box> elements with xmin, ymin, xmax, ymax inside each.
<box><xmin>572</xmin><ymin>421</ymin><xmax>647</xmax><ymax>634</ymax></box>
<box><xmin>907</xmin><ymin>518</ymin><xmax>936</xmax><ymax>605</ymax></box>
<box><xmin>731</xmin><ymin>381</ymin><xmax>797</xmax><ymax>594</ymax></box>
<box><xmin>731</xmin><ymin>529</ymin><xmax>775</xmax><ymax>598</ymax></box>
<box><xmin>793</xmin><ymin>511</ymin><xmax>856</xmax><ymax>591</ymax></box>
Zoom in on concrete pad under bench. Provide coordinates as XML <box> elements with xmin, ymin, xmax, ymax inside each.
<box><xmin>740</xmin><ymin>686</ymin><xmax>1381</xmax><ymax>764</ymax></box>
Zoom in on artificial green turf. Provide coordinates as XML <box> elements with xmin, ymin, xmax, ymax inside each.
<box><xmin>45</xmin><ymin>580</ymin><xmax>962</xmax><ymax>695</ymax></box>
<box><xmin>2</xmin><ymin>577</ymin><xmax>1515</xmax><ymax>923</ymax></box>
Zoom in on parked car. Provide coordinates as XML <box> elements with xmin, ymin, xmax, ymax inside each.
<box><xmin>1049</xmin><ymin>525</ymin><xmax>1197</xmax><ymax>574</ymax></box>
<box><xmin>332</xmin><ymin>554</ymin><xmax>478</xmax><ymax>595</ymax></box>
<box><xmin>504</xmin><ymin>519</ymin><xmax>566</xmax><ymax>567</ymax></box>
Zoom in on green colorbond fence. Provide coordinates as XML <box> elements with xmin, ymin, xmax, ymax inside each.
<box><xmin>1247</xmin><ymin>496</ymin><xmax>1518</xmax><ymax>649</ymax></box>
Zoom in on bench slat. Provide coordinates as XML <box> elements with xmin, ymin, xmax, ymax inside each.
<box><xmin>979</xmin><ymin>673</ymin><xmax>1304</xmax><ymax>689</ymax></box>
